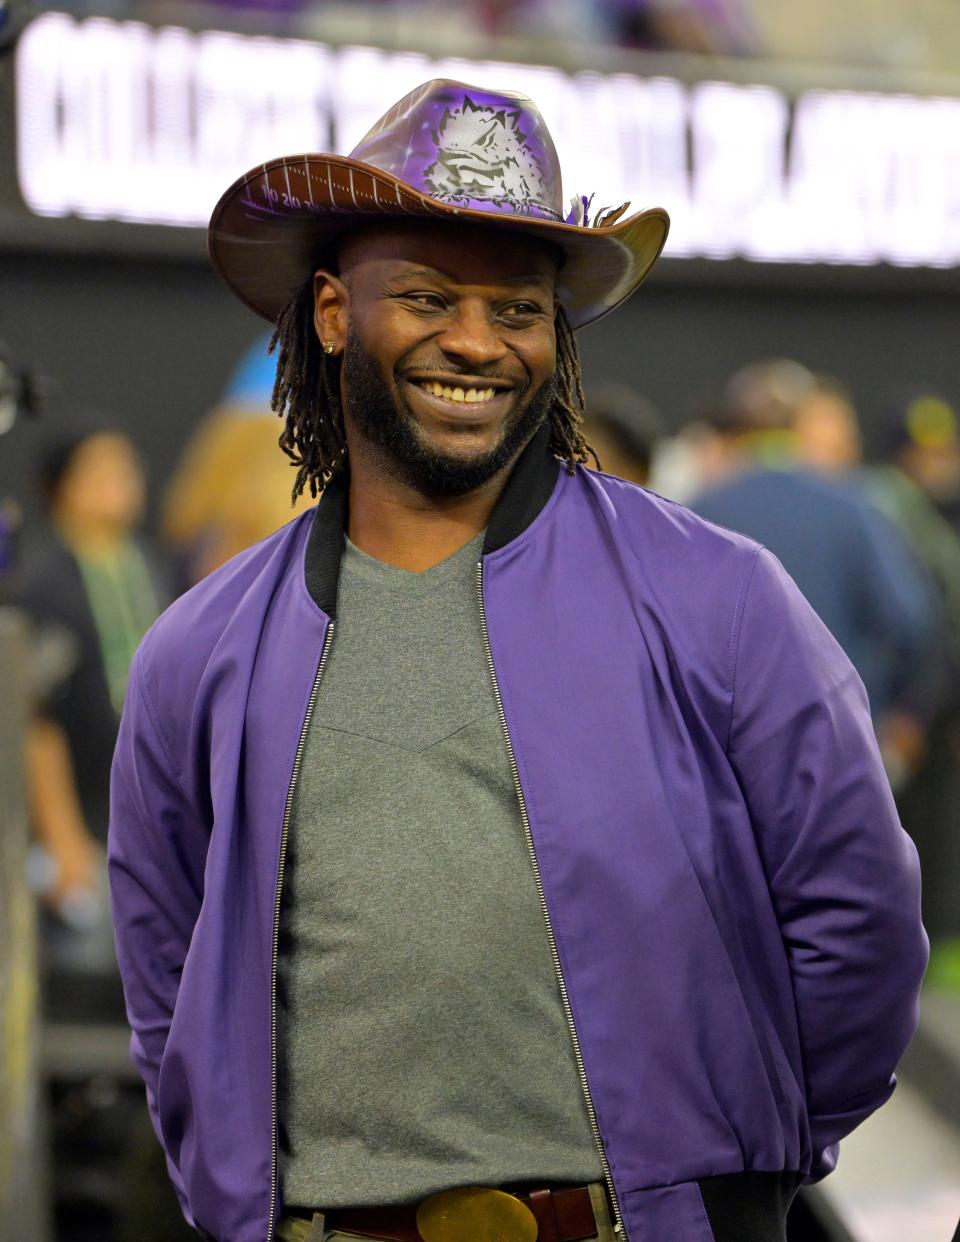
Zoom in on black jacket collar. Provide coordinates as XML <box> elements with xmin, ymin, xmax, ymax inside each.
<box><xmin>304</xmin><ymin>420</ymin><xmax>560</xmax><ymax>620</ymax></box>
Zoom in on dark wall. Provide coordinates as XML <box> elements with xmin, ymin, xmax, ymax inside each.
<box><xmin>3</xmin><ymin>247</ymin><xmax>960</xmax><ymax>531</ymax></box>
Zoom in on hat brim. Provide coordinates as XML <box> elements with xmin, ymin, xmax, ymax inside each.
<box><xmin>208</xmin><ymin>154</ymin><xmax>670</xmax><ymax>330</ymax></box>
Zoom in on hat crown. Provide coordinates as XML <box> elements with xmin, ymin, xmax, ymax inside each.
<box><xmin>350</xmin><ymin>79</ymin><xmax>563</xmax><ymax>224</ymax></box>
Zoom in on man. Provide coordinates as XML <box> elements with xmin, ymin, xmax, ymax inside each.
<box><xmin>108</xmin><ymin>81</ymin><xmax>927</xmax><ymax>1242</ymax></box>
<box><xmin>21</xmin><ymin>428</ymin><xmax>164</xmax><ymax>927</ymax></box>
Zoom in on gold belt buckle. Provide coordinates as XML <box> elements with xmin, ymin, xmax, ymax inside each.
<box><xmin>415</xmin><ymin>1186</ymin><xmax>539</xmax><ymax>1242</ymax></box>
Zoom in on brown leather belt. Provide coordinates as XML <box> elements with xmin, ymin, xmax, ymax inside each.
<box><xmin>323</xmin><ymin>1185</ymin><xmax>598</xmax><ymax>1242</ymax></box>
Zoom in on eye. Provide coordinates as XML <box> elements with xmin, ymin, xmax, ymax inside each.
<box><xmin>500</xmin><ymin>301</ymin><xmax>545</xmax><ymax>320</ymax></box>
<box><xmin>400</xmin><ymin>291</ymin><xmax>447</xmax><ymax>310</ymax></box>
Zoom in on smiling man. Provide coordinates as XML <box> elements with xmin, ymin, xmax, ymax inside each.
<box><xmin>304</xmin><ymin>220</ymin><xmax>566</xmax><ymax>568</ymax></box>
<box><xmin>108</xmin><ymin>81</ymin><xmax>927</xmax><ymax>1242</ymax></box>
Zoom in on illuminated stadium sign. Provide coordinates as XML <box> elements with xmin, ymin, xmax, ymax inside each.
<box><xmin>15</xmin><ymin>11</ymin><xmax>960</xmax><ymax>266</ymax></box>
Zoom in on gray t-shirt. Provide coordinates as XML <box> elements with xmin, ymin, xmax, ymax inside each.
<box><xmin>277</xmin><ymin>531</ymin><xmax>602</xmax><ymax>1209</ymax></box>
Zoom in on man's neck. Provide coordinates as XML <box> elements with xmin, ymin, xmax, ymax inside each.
<box><xmin>346</xmin><ymin>451</ymin><xmax>514</xmax><ymax>572</ymax></box>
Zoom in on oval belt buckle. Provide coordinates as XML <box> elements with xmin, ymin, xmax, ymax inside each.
<box><xmin>415</xmin><ymin>1186</ymin><xmax>539</xmax><ymax>1242</ymax></box>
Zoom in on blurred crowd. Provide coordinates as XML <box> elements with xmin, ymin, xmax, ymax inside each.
<box><xmin>33</xmin><ymin>0</ymin><xmax>960</xmax><ymax>68</ymax></box>
<box><xmin>31</xmin><ymin>0</ymin><xmax>761</xmax><ymax>55</ymax></box>
<box><xmin>3</xmin><ymin>336</ymin><xmax>960</xmax><ymax>1238</ymax></box>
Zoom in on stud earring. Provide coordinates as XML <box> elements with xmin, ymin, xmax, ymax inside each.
<box><xmin>322</xmin><ymin>340</ymin><xmax>337</xmax><ymax>355</ymax></box>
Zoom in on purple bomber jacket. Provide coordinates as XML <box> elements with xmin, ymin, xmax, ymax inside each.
<box><xmin>108</xmin><ymin>425</ymin><xmax>928</xmax><ymax>1242</ymax></box>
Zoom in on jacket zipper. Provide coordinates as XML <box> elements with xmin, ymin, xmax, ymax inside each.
<box><xmin>266</xmin><ymin>623</ymin><xmax>335</xmax><ymax>1242</ymax></box>
<box><xmin>475</xmin><ymin>562</ymin><xmax>627</xmax><ymax>1238</ymax></box>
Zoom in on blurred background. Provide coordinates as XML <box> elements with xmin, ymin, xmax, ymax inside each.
<box><xmin>2</xmin><ymin>1</ymin><xmax>960</xmax><ymax>1239</ymax></box>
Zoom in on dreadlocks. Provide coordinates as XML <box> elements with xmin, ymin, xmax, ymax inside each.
<box><xmin>269</xmin><ymin>273</ymin><xmax>599</xmax><ymax>502</ymax></box>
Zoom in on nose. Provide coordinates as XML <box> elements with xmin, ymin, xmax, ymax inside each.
<box><xmin>434</xmin><ymin>298</ymin><xmax>509</xmax><ymax>370</ymax></box>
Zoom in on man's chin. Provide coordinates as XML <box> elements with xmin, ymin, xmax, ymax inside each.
<box><xmin>363</xmin><ymin>398</ymin><xmax>528</xmax><ymax>496</ymax></box>
<box><xmin>392</xmin><ymin>442</ymin><xmax>516</xmax><ymax>498</ymax></box>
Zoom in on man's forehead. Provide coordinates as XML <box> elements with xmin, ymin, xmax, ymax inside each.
<box><xmin>391</xmin><ymin>261</ymin><xmax>556</xmax><ymax>292</ymax></box>
<box><xmin>335</xmin><ymin>219</ymin><xmax>561</xmax><ymax>289</ymax></box>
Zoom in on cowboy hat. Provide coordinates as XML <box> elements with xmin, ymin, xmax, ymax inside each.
<box><xmin>208</xmin><ymin>78</ymin><xmax>670</xmax><ymax>329</ymax></box>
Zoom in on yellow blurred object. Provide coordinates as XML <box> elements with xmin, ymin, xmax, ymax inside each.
<box><xmin>162</xmin><ymin>407</ymin><xmax>315</xmax><ymax>580</ymax></box>
<box><xmin>906</xmin><ymin>397</ymin><xmax>957</xmax><ymax>451</ymax></box>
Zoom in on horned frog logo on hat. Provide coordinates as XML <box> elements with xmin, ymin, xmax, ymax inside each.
<box><xmin>423</xmin><ymin>95</ymin><xmax>550</xmax><ymax>216</ymax></box>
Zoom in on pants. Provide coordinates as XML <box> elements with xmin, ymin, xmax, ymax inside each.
<box><xmin>276</xmin><ymin>1182</ymin><xmax>617</xmax><ymax>1241</ymax></box>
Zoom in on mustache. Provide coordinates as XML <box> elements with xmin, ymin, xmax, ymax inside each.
<box><xmin>395</xmin><ymin>360</ymin><xmax>527</xmax><ymax>386</ymax></box>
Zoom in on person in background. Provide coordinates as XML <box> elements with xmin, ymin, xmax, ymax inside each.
<box><xmin>613</xmin><ymin>0</ymin><xmax>758</xmax><ymax>55</ymax></box>
<box><xmin>791</xmin><ymin>373</ymin><xmax>862</xmax><ymax>476</ymax></box>
<box><xmin>691</xmin><ymin>360</ymin><xmax>941</xmax><ymax>793</ymax></box>
<box><xmin>162</xmin><ymin>334</ymin><xmax>315</xmax><ymax>586</ymax></box>
<box><xmin>794</xmin><ymin>378</ymin><xmax>960</xmax><ymax>661</ymax></box>
<box><xmin>649</xmin><ymin>404</ymin><xmax>743</xmax><ymax>504</ymax></box>
<box><xmin>479</xmin><ymin>0</ymin><xmax>759</xmax><ymax>54</ymax></box>
<box><xmin>792</xmin><ymin>381</ymin><xmax>960</xmax><ymax>966</ymax></box>
<box><xmin>0</xmin><ymin>498</ymin><xmax>22</xmax><ymax>579</ymax></box>
<box><xmin>17</xmin><ymin>428</ymin><xmax>168</xmax><ymax>936</ymax></box>
<box><xmin>579</xmin><ymin>383</ymin><xmax>662</xmax><ymax>486</ymax></box>
<box><xmin>14</xmin><ymin>426</ymin><xmax>192</xmax><ymax>1242</ymax></box>
<box><xmin>883</xmin><ymin>390</ymin><xmax>960</xmax><ymax>531</ymax></box>
<box><xmin>658</xmin><ymin>364</ymin><xmax>811</xmax><ymax>506</ymax></box>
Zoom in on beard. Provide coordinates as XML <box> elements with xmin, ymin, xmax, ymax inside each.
<box><xmin>338</xmin><ymin>329</ymin><xmax>557</xmax><ymax>497</ymax></box>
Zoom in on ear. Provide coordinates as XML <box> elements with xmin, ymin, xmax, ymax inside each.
<box><xmin>313</xmin><ymin>270</ymin><xmax>349</xmax><ymax>355</ymax></box>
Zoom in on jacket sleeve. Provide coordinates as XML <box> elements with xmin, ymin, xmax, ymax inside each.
<box><xmin>726</xmin><ymin>547</ymin><xmax>928</xmax><ymax>1181</ymax></box>
<box><xmin>107</xmin><ymin>643</ymin><xmax>208</xmax><ymax>1223</ymax></box>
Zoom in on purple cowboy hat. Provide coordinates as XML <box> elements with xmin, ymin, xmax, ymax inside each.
<box><xmin>208</xmin><ymin>78</ymin><xmax>670</xmax><ymax>329</ymax></box>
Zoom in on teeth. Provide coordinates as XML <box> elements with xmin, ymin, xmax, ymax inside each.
<box><xmin>418</xmin><ymin>381</ymin><xmax>498</xmax><ymax>404</ymax></box>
